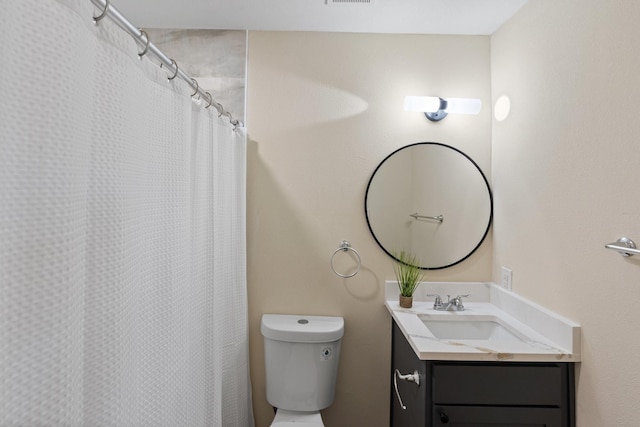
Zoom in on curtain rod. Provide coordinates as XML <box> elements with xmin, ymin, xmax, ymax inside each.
<box><xmin>90</xmin><ymin>0</ymin><xmax>243</xmax><ymax>128</ymax></box>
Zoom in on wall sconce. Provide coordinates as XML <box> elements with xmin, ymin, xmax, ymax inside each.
<box><xmin>404</xmin><ymin>96</ymin><xmax>482</xmax><ymax>121</ymax></box>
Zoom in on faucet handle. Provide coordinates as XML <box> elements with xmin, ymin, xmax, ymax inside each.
<box><xmin>427</xmin><ymin>294</ymin><xmax>443</xmax><ymax>308</ymax></box>
<box><xmin>427</xmin><ymin>293</ymin><xmax>441</xmax><ymax>301</ymax></box>
<box><xmin>453</xmin><ymin>294</ymin><xmax>470</xmax><ymax>310</ymax></box>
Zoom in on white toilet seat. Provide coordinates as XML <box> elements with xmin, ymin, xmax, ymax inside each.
<box><xmin>270</xmin><ymin>409</ymin><xmax>324</xmax><ymax>426</ymax></box>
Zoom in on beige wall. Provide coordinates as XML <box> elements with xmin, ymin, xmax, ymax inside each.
<box><xmin>247</xmin><ymin>32</ymin><xmax>492</xmax><ymax>427</ymax></box>
<box><xmin>491</xmin><ymin>1</ymin><xmax>640</xmax><ymax>425</ymax></box>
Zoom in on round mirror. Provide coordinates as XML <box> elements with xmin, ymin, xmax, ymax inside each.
<box><xmin>364</xmin><ymin>142</ymin><xmax>492</xmax><ymax>269</ymax></box>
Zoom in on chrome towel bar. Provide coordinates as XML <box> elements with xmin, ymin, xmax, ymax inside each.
<box><xmin>605</xmin><ymin>237</ymin><xmax>640</xmax><ymax>257</ymax></box>
<box><xmin>409</xmin><ymin>213</ymin><xmax>444</xmax><ymax>223</ymax></box>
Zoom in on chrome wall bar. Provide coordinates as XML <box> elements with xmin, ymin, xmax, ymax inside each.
<box><xmin>89</xmin><ymin>0</ymin><xmax>243</xmax><ymax>127</ymax></box>
<box><xmin>605</xmin><ymin>237</ymin><xmax>640</xmax><ymax>257</ymax></box>
<box><xmin>409</xmin><ymin>213</ymin><xmax>444</xmax><ymax>223</ymax></box>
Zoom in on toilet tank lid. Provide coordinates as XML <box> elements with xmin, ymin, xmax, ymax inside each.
<box><xmin>261</xmin><ymin>314</ymin><xmax>344</xmax><ymax>343</ymax></box>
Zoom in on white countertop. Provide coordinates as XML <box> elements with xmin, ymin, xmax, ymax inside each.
<box><xmin>386</xmin><ymin>282</ymin><xmax>581</xmax><ymax>362</ymax></box>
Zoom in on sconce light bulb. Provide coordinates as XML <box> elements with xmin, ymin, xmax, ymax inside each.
<box><xmin>404</xmin><ymin>96</ymin><xmax>441</xmax><ymax>112</ymax></box>
<box><xmin>404</xmin><ymin>95</ymin><xmax>481</xmax><ymax>120</ymax></box>
<box><xmin>445</xmin><ymin>98</ymin><xmax>482</xmax><ymax>115</ymax></box>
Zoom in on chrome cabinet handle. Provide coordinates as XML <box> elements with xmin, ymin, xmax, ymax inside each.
<box><xmin>393</xmin><ymin>369</ymin><xmax>420</xmax><ymax>410</ymax></box>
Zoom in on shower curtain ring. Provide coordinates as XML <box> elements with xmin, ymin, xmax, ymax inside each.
<box><xmin>205</xmin><ymin>92</ymin><xmax>213</xmax><ymax>109</ymax></box>
<box><xmin>163</xmin><ymin>59</ymin><xmax>179</xmax><ymax>80</ymax></box>
<box><xmin>190</xmin><ymin>79</ymin><xmax>199</xmax><ymax>97</ymax></box>
<box><xmin>93</xmin><ymin>0</ymin><xmax>110</xmax><ymax>23</ymax></box>
<box><xmin>216</xmin><ymin>103</ymin><xmax>224</xmax><ymax>117</ymax></box>
<box><xmin>137</xmin><ymin>29</ymin><xmax>150</xmax><ymax>58</ymax></box>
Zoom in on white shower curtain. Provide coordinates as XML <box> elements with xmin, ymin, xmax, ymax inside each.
<box><xmin>0</xmin><ymin>0</ymin><xmax>254</xmax><ymax>425</ymax></box>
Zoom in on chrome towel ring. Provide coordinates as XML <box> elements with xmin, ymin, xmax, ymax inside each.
<box><xmin>331</xmin><ymin>240</ymin><xmax>361</xmax><ymax>278</ymax></box>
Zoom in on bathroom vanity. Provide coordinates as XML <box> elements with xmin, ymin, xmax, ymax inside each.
<box><xmin>386</xmin><ymin>282</ymin><xmax>580</xmax><ymax>427</ymax></box>
<box><xmin>391</xmin><ymin>322</ymin><xmax>575</xmax><ymax>426</ymax></box>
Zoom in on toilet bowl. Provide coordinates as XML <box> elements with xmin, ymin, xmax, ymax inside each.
<box><xmin>261</xmin><ymin>314</ymin><xmax>344</xmax><ymax>427</ymax></box>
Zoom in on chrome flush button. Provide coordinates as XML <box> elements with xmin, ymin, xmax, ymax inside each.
<box><xmin>321</xmin><ymin>347</ymin><xmax>333</xmax><ymax>360</ymax></box>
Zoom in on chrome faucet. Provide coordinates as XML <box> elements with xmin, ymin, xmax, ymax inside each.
<box><xmin>427</xmin><ymin>294</ymin><xmax>469</xmax><ymax>311</ymax></box>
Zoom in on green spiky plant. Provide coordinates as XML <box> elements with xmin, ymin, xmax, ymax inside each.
<box><xmin>393</xmin><ymin>250</ymin><xmax>425</xmax><ymax>297</ymax></box>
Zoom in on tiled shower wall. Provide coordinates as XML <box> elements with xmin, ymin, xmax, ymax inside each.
<box><xmin>146</xmin><ymin>29</ymin><xmax>246</xmax><ymax>123</ymax></box>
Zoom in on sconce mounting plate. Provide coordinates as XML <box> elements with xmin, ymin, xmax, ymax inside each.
<box><xmin>424</xmin><ymin>110</ymin><xmax>448</xmax><ymax>121</ymax></box>
<box><xmin>424</xmin><ymin>97</ymin><xmax>448</xmax><ymax>121</ymax></box>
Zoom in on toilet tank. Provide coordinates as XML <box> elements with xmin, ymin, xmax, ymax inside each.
<box><xmin>261</xmin><ymin>314</ymin><xmax>344</xmax><ymax>412</ymax></box>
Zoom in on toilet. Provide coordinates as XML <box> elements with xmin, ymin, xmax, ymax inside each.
<box><xmin>261</xmin><ymin>314</ymin><xmax>344</xmax><ymax>427</ymax></box>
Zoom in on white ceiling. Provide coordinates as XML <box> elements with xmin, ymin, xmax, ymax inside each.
<box><xmin>116</xmin><ymin>0</ymin><xmax>528</xmax><ymax>35</ymax></box>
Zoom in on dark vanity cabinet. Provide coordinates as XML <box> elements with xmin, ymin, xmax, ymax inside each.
<box><xmin>391</xmin><ymin>322</ymin><xmax>575</xmax><ymax>427</ymax></box>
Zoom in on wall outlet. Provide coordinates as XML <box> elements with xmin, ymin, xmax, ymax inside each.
<box><xmin>501</xmin><ymin>267</ymin><xmax>513</xmax><ymax>291</ymax></box>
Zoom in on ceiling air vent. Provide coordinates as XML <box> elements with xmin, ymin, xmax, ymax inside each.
<box><xmin>326</xmin><ymin>0</ymin><xmax>375</xmax><ymax>5</ymax></box>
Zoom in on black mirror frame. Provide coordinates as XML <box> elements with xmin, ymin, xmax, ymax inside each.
<box><xmin>364</xmin><ymin>142</ymin><xmax>493</xmax><ymax>270</ymax></box>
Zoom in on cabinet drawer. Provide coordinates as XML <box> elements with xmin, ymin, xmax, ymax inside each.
<box><xmin>432</xmin><ymin>363</ymin><xmax>563</xmax><ymax>406</ymax></box>
<box><xmin>433</xmin><ymin>405</ymin><xmax>563</xmax><ymax>427</ymax></box>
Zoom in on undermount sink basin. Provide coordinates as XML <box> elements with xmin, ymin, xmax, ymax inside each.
<box><xmin>386</xmin><ymin>282</ymin><xmax>581</xmax><ymax>361</ymax></box>
<box><xmin>420</xmin><ymin>317</ymin><xmax>524</xmax><ymax>342</ymax></box>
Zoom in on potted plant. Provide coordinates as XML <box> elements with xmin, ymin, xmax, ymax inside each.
<box><xmin>393</xmin><ymin>250</ymin><xmax>424</xmax><ymax>308</ymax></box>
